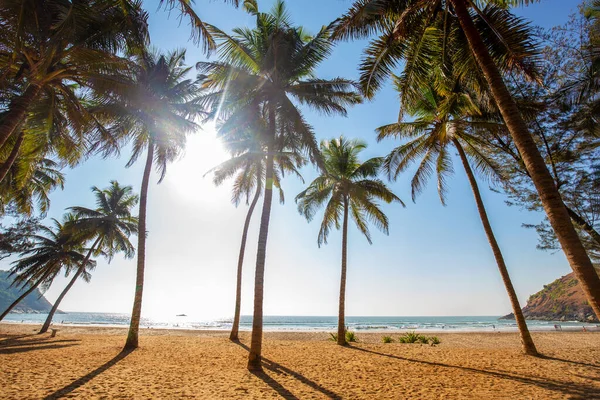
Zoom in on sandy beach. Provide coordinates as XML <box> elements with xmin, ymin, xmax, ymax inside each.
<box><xmin>1</xmin><ymin>324</ymin><xmax>599</xmax><ymax>399</ymax></box>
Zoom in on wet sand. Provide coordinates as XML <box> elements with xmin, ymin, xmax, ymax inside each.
<box><xmin>1</xmin><ymin>323</ymin><xmax>599</xmax><ymax>399</ymax></box>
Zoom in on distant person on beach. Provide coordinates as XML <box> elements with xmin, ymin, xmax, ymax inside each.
<box><xmin>554</xmin><ymin>324</ymin><xmax>562</xmax><ymax>331</ymax></box>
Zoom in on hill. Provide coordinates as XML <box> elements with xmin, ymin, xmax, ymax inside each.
<box><xmin>502</xmin><ymin>272</ymin><xmax>599</xmax><ymax>323</ymax></box>
<box><xmin>0</xmin><ymin>270</ymin><xmax>55</xmax><ymax>314</ymax></box>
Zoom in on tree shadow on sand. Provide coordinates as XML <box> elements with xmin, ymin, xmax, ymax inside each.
<box><xmin>0</xmin><ymin>334</ymin><xmax>35</xmax><ymax>345</ymax></box>
<box><xmin>538</xmin><ymin>354</ymin><xmax>600</xmax><ymax>370</ymax></box>
<box><xmin>0</xmin><ymin>335</ymin><xmax>80</xmax><ymax>354</ymax></box>
<box><xmin>234</xmin><ymin>341</ymin><xmax>342</xmax><ymax>399</ymax></box>
<box><xmin>43</xmin><ymin>349</ymin><xmax>133</xmax><ymax>400</ymax></box>
<box><xmin>348</xmin><ymin>346</ymin><xmax>599</xmax><ymax>400</ymax></box>
<box><xmin>0</xmin><ymin>342</ymin><xmax>80</xmax><ymax>355</ymax></box>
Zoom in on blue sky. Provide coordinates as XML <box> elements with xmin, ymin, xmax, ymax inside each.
<box><xmin>1</xmin><ymin>0</ymin><xmax>584</xmax><ymax>319</ymax></box>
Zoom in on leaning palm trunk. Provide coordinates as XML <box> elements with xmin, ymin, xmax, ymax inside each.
<box><xmin>0</xmin><ymin>85</ymin><xmax>40</xmax><ymax>149</ymax></box>
<box><xmin>124</xmin><ymin>142</ymin><xmax>154</xmax><ymax>350</ymax></box>
<box><xmin>39</xmin><ymin>237</ymin><xmax>102</xmax><ymax>334</ymax></box>
<box><xmin>0</xmin><ymin>269</ymin><xmax>53</xmax><ymax>321</ymax></box>
<box><xmin>0</xmin><ymin>129</ymin><xmax>25</xmax><ymax>183</ymax></box>
<box><xmin>451</xmin><ymin>0</ymin><xmax>600</xmax><ymax>319</ymax></box>
<box><xmin>454</xmin><ymin>139</ymin><xmax>538</xmax><ymax>355</ymax></box>
<box><xmin>337</xmin><ymin>198</ymin><xmax>349</xmax><ymax>346</ymax></box>
<box><xmin>230</xmin><ymin>187</ymin><xmax>262</xmax><ymax>341</ymax></box>
<box><xmin>247</xmin><ymin>149</ymin><xmax>274</xmax><ymax>371</ymax></box>
<box><xmin>248</xmin><ymin>106</ymin><xmax>277</xmax><ymax>370</ymax></box>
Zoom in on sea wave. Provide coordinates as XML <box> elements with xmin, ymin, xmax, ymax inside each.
<box><xmin>3</xmin><ymin>313</ymin><xmax>597</xmax><ymax>332</ymax></box>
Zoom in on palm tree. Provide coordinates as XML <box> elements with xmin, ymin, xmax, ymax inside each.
<box><xmin>0</xmin><ymin>0</ymin><xmax>148</xmax><ymax>159</ymax></box>
<box><xmin>157</xmin><ymin>0</ymin><xmax>240</xmax><ymax>53</ymax></box>
<box><xmin>0</xmin><ymin>157</ymin><xmax>65</xmax><ymax>217</ymax></box>
<box><xmin>92</xmin><ymin>49</ymin><xmax>206</xmax><ymax>350</ymax></box>
<box><xmin>0</xmin><ymin>88</ymin><xmax>104</xmax><ymax>182</ymax></box>
<box><xmin>333</xmin><ymin>0</ymin><xmax>600</xmax><ymax>319</ymax></box>
<box><xmin>377</xmin><ymin>81</ymin><xmax>538</xmax><ymax>355</ymax></box>
<box><xmin>38</xmin><ymin>181</ymin><xmax>138</xmax><ymax>334</ymax></box>
<box><xmin>208</xmin><ymin>125</ymin><xmax>304</xmax><ymax>341</ymax></box>
<box><xmin>296</xmin><ymin>137</ymin><xmax>402</xmax><ymax>346</ymax></box>
<box><xmin>0</xmin><ymin>218</ymin><xmax>92</xmax><ymax>321</ymax></box>
<box><xmin>199</xmin><ymin>0</ymin><xmax>361</xmax><ymax>370</ymax></box>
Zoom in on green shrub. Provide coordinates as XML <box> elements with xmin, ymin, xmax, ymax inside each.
<box><xmin>329</xmin><ymin>329</ymin><xmax>358</xmax><ymax>343</ymax></box>
<box><xmin>399</xmin><ymin>331</ymin><xmax>429</xmax><ymax>344</ymax></box>
<box><xmin>428</xmin><ymin>336</ymin><xmax>441</xmax><ymax>346</ymax></box>
<box><xmin>382</xmin><ymin>335</ymin><xmax>394</xmax><ymax>343</ymax></box>
<box><xmin>417</xmin><ymin>335</ymin><xmax>429</xmax><ymax>344</ymax></box>
<box><xmin>399</xmin><ymin>331</ymin><xmax>419</xmax><ymax>343</ymax></box>
<box><xmin>345</xmin><ymin>330</ymin><xmax>358</xmax><ymax>342</ymax></box>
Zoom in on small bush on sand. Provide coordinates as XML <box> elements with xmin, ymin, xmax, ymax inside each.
<box><xmin>429</xmin><ymin>336</ymin><xmax>441</xmax><ymax>346</ymax></box>
<box><xmin>382</xmin><ymin>335</ymin><xmax>394</xmax><ymax>343</ymax></box>
<box><xmin>399</xmin><ymin>331</ymin><xmax>429</xmax><ymax>344</ymax></box>
<box><xmin>329</xmin><ymin>330</ymin><xmax>358</xmax><ymax>343</ymax></box>
<box><xmin>345</xmin><ymin>330</ymin><xmax>358</xmax><ymax>342</ymax></box>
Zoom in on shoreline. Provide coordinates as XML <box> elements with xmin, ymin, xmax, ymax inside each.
<box><xmin>2</xmin><ymin>322</ymin><xmax>599</xmax><ymax>337</ymax></box>
<box><xmin>2</xmin><ymin>319</ymin><xmax>599</xmax><ymax>334</ymax></box>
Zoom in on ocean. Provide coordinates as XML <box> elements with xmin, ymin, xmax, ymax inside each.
<box><xmin>2</xmin><ymin>313</ymin><xmax>596</xmax><ymax>332</ymax></box>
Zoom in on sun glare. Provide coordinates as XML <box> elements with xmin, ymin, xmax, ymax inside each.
<box><xmin>167</xmin><ymin>121</ymin><xmax>230</xmax><ymax>198</ymax></box>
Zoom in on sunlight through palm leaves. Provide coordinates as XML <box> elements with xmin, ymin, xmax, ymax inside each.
<box><xmin>91</xmin><ymin>48</ymin><xmax>207</xmax><ymax>350</ymax></box>
<box><xmin>207</xmin><ymin>119</ymin><xmax>305</xmax><ymax>341</ymax></box>
<box><xmin>199</xmin><ymin>0</ymin><xmax>361</xmax><ymax>370</ymax></box>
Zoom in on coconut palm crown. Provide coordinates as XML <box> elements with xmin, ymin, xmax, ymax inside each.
<box><xmin>0</xmin><ymin>217</ymin><xmax>94</xmax><ymax>321</ymax></box>
<box><xmin>297</xmin><ymin>136</ymin><xmax>403</xmax><ymax>247</ymax></box>
<box><xmin>0</xmin><ymin>157</ymin><xmax>65</xmax><ymax>216</ymax></box>
<box><xmin>67</xmin><ymin>181</ymin><xmax>139</xmax><ymax>262</ymax></box>
<box><xmin>0</xmin><ymin>0</ymin><xmax>149</xmax><ymax>159</ymax></box>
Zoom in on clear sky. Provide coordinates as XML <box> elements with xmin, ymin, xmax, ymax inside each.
<box><xmin>1</xmin><ymin>0</ymin><xmax>584</xmax><ymax>320</ymax></box>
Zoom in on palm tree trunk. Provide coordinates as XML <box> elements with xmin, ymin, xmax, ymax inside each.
<box><xmin>39</xmin><ymin>237</ymin><xmax>101</xmax><ymax>334</ymax></box>
<box><xmin>0</xmin><ymin>129</ymin><xmax>25</xmax><ymax>183</ymax></box>
<box><xmin>124</xmin><ymin>142</ymin><xmax>154</xmax><ymax>351</ymax></box>
<box><xmin>451</xmin><ymin>0</ymin><xmax>600</xmax><ymax>319</ymax></box>
<box><xmin>230</xmin><ymin>186</ymin><xmax>261</xmax><ymax>341</ymax></box>
<box><xmin>247</xmin><ymin>108</ymin><xmax>276</xmax><ymax>371</ymax></box>
<box><xmin>454</xmin><ymin>139</ymin><xmax>538</xmax><ymax>355</ymax></box>
<box><xmin>0</xmin><ymin>270</ymin><xmax>53</xmax><ymax>321</ymax></box>
<box><xmin>0</xmin><ymin>84</ymin><xmax>40</xmax><ymax>150</ymax></box>
<box><xmin>337</xmin><ymin>197</ymin><xmax>349</xmax><ymax>346</ymax></box>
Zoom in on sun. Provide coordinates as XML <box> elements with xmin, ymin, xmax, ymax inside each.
<box><xmin>167</xmin><ymin>121</ymin><xmax>230</xmax><ymax>199</ymax></box>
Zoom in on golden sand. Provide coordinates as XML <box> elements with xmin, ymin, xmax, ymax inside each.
<box><xmin>1</xmin><ymin>323</ymin><xmax>599</xmax><ymax>399</ymax></box>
